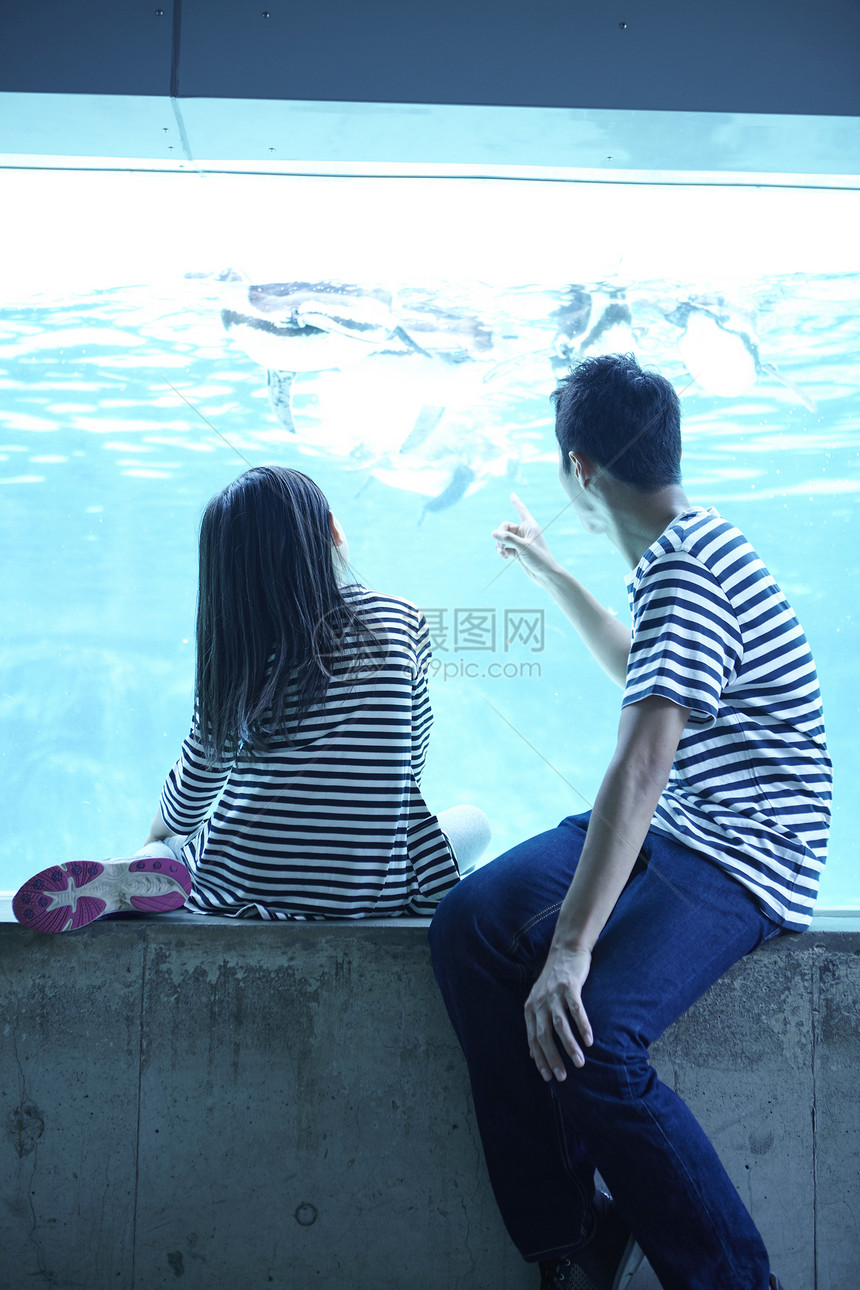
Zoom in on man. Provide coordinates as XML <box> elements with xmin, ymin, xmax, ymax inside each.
<box><xmin>429</xmin><ymin>354</ymin><xmax>831</xmax><ymax>1290</ymax></box>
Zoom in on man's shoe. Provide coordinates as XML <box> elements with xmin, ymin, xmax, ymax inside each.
<box><xmin>539</xmin><ymin>1193</ymin><xmax>643</xmax><ymax>1290</ymax></box>
<box><xmin>13</xmin><ymin>851</ymin><xmax>192</xmax><ymax>932</ymax></box>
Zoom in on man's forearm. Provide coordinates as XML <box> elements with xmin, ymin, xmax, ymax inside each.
<box><xmin>552</xmin><ymin>697</ymin><xmax>689</xmax><ymax>953</ymax></box>
<box><xmin>540</xmin><ymin>566</ymin><xmax>631</xmax><ymax>687</ymax></box>
<box><xmin>522</xmin><ymin>697</ymin><xmax>689</xmax><ymax>1079</ymax></box>
<box><xmin>552</xmin><ymin>761</ymin><xmax>662</xmax><ymax>954</ymax></box>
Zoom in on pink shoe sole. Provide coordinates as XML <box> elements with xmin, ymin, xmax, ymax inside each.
<box><xmin>13</xmin><ymin>856</ymin><xmax>192</xmax><ymax>933</ymax></box>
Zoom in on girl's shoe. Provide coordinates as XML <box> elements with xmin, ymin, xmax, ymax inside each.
<box><xmin>13</xmin><ymin>852</ymin><xmax>192</xmax><ymax>933</ymax></box>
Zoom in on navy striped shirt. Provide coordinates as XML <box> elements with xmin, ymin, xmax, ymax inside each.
<box><xmin>623</xmin><ymin>507</ymin><xmax>831</xmax><ymax>931</ymax></box>
<box><xmin>159</xmin><ymin>589</ymin><xmax>458</xmax><ymax>920</ymax></box>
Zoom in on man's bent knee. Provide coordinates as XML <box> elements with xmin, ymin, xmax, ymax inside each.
<box><xmin>428</xmin><ymin>870</ymin><xmax>483</xmax><ymax>963</ymax></box>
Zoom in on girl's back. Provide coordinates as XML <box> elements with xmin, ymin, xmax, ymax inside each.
<box><xmin>160</xmin><ymin>585</ymin><xmax>459</xmax><ymax>919</ymax></box>
<box><xmin>13</xmin><ymin>464</ymin><xmax>486</xmax><ymax>935</ymax></box>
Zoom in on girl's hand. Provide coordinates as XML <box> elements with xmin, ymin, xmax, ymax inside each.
<box><xmin>524</xmin><ymin>943</ymin><xmax>594</xmax><ymax>1081</ymax></box>
<box><xmin>491</xmin><ymin>493</ymin><xmax>561</xmax><ymax>586</ymax></box>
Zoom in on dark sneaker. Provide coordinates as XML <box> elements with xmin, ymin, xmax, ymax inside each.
<box><xmin>539</xmin><ymin>1193</ymin><xmax>643</xmax><ymax>1290</ymax></box>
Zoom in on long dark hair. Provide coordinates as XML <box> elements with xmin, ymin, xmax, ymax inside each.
<box><xmin>195</xmin><ymin>466</ymin><xmax>380</xmax><ymax>760</ymax></box>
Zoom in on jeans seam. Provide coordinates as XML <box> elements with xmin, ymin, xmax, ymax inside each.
<box><xmin>550</xmin><ymin>1088</ymin><xmax>592</xmax><ymax>1248</ymax></box>
<box><xmin>589</xmin><ymin>1056</ymin><xmax>754</xmax><ymax>1285</ymax></box>
<box><xmin>510</xmin><ymin>900</ymin><xmax>563</xmax><ymax>959</ymax></box>
<box><xmin>632</xmin><ymin>1078</ymin><xmax>755</xmax><ymax>1290</ymax></box>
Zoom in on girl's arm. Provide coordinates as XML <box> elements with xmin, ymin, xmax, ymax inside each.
<box><xmin>143</xmin><ymin>810</ymin><xmax>174</xmax><ymax>845</ymax></box>
<box><xmin>410</xmin><ymin>610</ymin><xmax>434</xmax><ymax>784</ymax></box>
<box><xmin>150</xmin><ymin>721</ymin><xmax>231</xmax><ymax>846</ymax></box>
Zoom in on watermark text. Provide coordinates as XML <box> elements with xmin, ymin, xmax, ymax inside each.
<box><xmin>424</xmin><ymin>608</ymin><xmax>545</xmax><ymax>654</ymax></box>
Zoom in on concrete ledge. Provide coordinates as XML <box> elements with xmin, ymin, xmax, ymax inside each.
<box><xmin>1</xmin><ymin>910</ymin><xmax>857</xmax><ymax>1290</ymax></box>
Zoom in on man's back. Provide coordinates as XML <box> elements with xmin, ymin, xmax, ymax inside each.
<box><xmin>624</xmin><ymin>505</ymin><xmax>832</xmax><ymax>929</ymax></box>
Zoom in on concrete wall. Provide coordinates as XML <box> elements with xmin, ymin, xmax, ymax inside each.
<box><xmin>1</xmin><ymin>911</ymin><xmax>857</xmax><ymax>1290</ymax></box>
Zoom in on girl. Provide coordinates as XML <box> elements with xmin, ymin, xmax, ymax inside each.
<box><xmin>14</xmin><ymin>466</ymin><xmax>489</xmax><ymax>932</ymax></box>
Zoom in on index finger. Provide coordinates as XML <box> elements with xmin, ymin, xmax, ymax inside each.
<box><xmin>509</xmin><ymin>492</ymin><xmax>536</xmax><ymax>527</ymax></box>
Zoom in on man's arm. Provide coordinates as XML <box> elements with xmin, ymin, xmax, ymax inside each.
<box><xmin>492</xmin><ymin>493</ymin><xmax>630</xmax><ymax>687</ymax></box>
<box><xmin>524</xmin><ymin>695</ymin><xmax>690</xmax><ymax>1081</ymax></box>
<box><xmin>540</xmin><ymin>566</ymin><xmax>631</xmax><ymax>688</ymax></box>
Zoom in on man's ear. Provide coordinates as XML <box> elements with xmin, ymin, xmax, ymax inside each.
<box><xmin>569</xmin><ymin>451</ymin><xmax>596</xmax><ymax>484</ymax></box>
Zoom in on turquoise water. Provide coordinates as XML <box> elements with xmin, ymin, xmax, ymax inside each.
<box><xmin>1</xmin><ymin>268</ymin><xmax>858</xmax><ymax>906</ymax></box>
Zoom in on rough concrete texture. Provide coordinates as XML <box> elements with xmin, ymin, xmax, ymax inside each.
<box><xmin>0</xmin><ymin>911</ymin><xmax>857</xmax><ymax>1290</ymax></box>
<box><xmin>811</xmin><ymin>938</ymin><xmax>860</xmax><ymax>1290</ymax></box>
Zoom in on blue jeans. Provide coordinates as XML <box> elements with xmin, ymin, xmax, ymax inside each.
<box><xmin>428</xmin><ymin>812</ymin><xmax>785</xmax><ymax>1290</ymax></box>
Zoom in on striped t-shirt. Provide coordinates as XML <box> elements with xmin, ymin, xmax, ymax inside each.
<box><xmin>623</xmin><ymin>507</ymin><xmax>831</xmax><ymax>931</ymax></box>
<box><xmin>159</xmin><ymin>588</ymin><xmax>458</xmax><ymax>920</ymax></box>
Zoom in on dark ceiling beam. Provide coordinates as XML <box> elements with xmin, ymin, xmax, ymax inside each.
<box><xmin>2</xmin><ymin>0</ymin><xmax>859</xmax><ymax>117</ymax></box>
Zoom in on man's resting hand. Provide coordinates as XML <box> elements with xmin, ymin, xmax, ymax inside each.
<box><xmin>524</xmin><ymin>943</ymin><xmax>594</xmax><ymax>1081</ymax></box>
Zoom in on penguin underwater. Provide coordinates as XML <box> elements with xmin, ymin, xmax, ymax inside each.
<box><xmin>212</xmin><ymin>273</ymin><xmax>529</xmax><ymax>519</ymax></box>
<box><xmin>665</xmin><ymin>298</ymin><xmax>817</xmax><ymax>409</ymax></box>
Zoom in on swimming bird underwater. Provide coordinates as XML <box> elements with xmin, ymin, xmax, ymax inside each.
<box><xmin>211</xmin><ymin>273</ymin><xmax>527</xmax><ymax>517</ymax></box>
<box><xmin>549</xmin><ymin>288</ymin><xmax>642</xmax><ymax>378</ymax></box>
<box><xmin>664</xmin><ymin>298</ymin><xmax>817</xmax><ymax>409</ymax></box>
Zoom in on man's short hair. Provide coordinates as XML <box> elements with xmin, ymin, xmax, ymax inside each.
<box><xmin>553</xmin><ymin>353</ymin><xmax>681</xmax><ymax>492</ymax></box>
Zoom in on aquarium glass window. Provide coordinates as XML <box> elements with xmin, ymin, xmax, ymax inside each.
<box><xmin>0</xmin><ymin>168</ymin><xmax>857</xmax><ymax>906</ymax></box>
